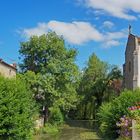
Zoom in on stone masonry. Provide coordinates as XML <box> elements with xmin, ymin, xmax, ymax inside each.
<box><xmin>123</xmin><ymin>33</ymin><xmax>140</xmax><ymax>90</ymax></box>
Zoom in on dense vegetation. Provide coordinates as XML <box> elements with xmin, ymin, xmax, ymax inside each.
<box><xmin>0</xmin><ymin>76</ymin><xmax>36</xmax><ymax>140</ymax></box>
<box><xmin>1</xmin><ymin>31</ymin><xmax>132</xmax><ymax>140</ymax></box>
<box><xmin>98</xmin><ymin>89</ymin><xmax>140</xmax><ymax>139</ymax></box>
<box><xmin>70</xmin><ymin>53</ymin><xmax>122</xmax><ymax>120</ymax></box>
<box><xmin>19</xmin><ymin>32</ymin><xmax>80</xmax><ymax>125</ymax></box>
<box><xmin>18</xmin><ymin>32</ymin><xmax>123</xmax><ymax>138</ymax></box>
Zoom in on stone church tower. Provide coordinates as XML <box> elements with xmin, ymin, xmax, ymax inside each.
<box><xmin>123</xmin><ymin>28</ymin><xmax>140</xmax><ymax>90</ymax></box>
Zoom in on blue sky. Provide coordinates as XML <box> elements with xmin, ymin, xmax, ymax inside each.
<box><xmin>1</xmin><ymin>0</ymin><xmax>140</xmax><ymax>69</ymax></box>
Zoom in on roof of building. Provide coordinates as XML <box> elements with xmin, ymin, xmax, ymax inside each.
<box><xmin>129</xmin><ymin>33</ymin><xmax>140</xmax><ymax>42</ymax></box>
<box><xmin>0</xmin><ymin>59</ymin><xmax>17</xmax><ymax>70</ymax></box>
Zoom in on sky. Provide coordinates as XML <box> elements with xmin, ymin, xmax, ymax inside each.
<box><xmin>1</xmin><ymin>0</ymin><xmax>140</xmax><ymax>69</ymax></box>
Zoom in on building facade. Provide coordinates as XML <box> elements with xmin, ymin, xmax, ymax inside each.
<box><xmin>0</xmin><ymin>59</ymin><xmax>16</xmax><ymax>78</ymax></box>
<box><xmin>123</xmin><ymin>33</ymin><xmax>140</xmax><ymax>90</ymax></box>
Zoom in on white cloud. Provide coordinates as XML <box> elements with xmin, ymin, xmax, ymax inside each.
<box><xmin>22</xmin><ymin>20</ymin><xmax>103</xmax><ymax>45</ymax></box>
<box><xmin>103</xmin><ymin>40</ymin><xmax>120</xmax><ymax>48</ymax></box>
<box><xmin>105</xmin><ymin>31</ymin><xmax>127</xmax><ymax>40</ymax></box>
<box><xmin>78</xmin><ymin>0</ymin><xmax>140</xmax><ymax>20</ymax></box>
<box><xmin>102</xmin><ymin>30</ymin><xmax>127</xmax><ymax>48</ymax></box>
<box><xmin>103</xmin><ymin>21</ymin><xmax>114</xmax><ymax>29</ymax></box>
<box><xmin>21</xmin><ymin>20</ymin><xmax>127</xmax><ymax>48</ymax></box>
<box><xmin>22</xmin><ymin>23</ymin><xmax>48</xmax><ymax>38</ymax></box>
<box><xmin>47</xmin><ymin>21</ymin><xmax>103</xmax><ymax>44</ymax></box>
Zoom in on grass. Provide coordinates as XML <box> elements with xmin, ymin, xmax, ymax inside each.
<box><xmin>34</xmin><ymin>123</ymin><xmax>59</xmax><ymax>135</ymax></box>
<box><xmin>42</xmin><ymin>123</ymin><xmax>59</xmax><ymax>135</ymax></box>
<box><xmin>80</xmin><ymin>131</ymin><xmax>101</xmax><ymax>140</ymax></box>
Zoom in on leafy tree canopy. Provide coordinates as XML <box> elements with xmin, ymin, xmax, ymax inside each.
<box><xmin>19</xmin><ymin>32</ymin><xmax>80</xmax><ymax>119</ymax></box>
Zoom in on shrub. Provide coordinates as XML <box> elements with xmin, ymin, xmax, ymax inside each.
<box><xmin>42</xmin><ymin>123</ymin><xmax>59</xmax><ymax>135</ymax></box>
<box><xmin>0</xmin><ymin>76</ymin><xmax>36</xmax><ymax>140</ymax></box>
<box><xmin>98</xmin><ymin>89</ymin><xmax>140</xmax><ymax>139</ymax></box>
<box><xmin>33</xmin><ymin>123</ymin><xmax>59</xmax><ymax>136</ymax></box>
<box><xmin>116</xmin><ymin>115</ymin><xmax>132</xmax><ymax>139</ymax></box>
<box><xmin>49</xmin><ymin>107</ymin><xmax>64</xmax><ymax>125</ymax></box>
<box><xmin>97</xmin><ymin>102</ymin><xmax>112</xmax><ymax>137</ymax></box>
<box><xmin>128</xmin><ymin>103</ymin><xmax>140</xmax><ymax>134</ymax></box>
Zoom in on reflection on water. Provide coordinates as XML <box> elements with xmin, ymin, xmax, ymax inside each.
<box><xmin>34</xmin><ymin>120</ymin><xmax>102</xmax><ymax>140</ymax></box>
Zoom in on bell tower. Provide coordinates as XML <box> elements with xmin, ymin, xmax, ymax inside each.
<box><xmin>123</xmin><ymin>26</ymin><xmax>140</xmax><ymax>90</ymax></box>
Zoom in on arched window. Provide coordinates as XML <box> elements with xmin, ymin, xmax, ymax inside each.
<box><xmin>129</xmin><ymin>61</ymin><xmax>131</xmax><ymax>72</ymax></box>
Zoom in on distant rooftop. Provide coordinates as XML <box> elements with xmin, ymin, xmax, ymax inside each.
<box><xmin>0</xmin><ymin>59</ymin><xmax>17</xmax><ymax>70</ymax></box>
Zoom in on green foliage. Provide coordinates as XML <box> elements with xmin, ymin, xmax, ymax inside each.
<box><xmin>107</xmin><ymin>66</ymin><xmax>122</xmax><ymax>81</ymax></box>
<box><xmin>76</xmin><ymin>53</ymin><xmax>108</xmax><ymax>119</ymax></box>
<box><xmin>80</xmin><ymin>132</ymin><xmax>100</xmax><ymax>140</ymax></box>
<box><xmin>41</xmin><ymin>123</ymin><xmax>59</xmax><ymax>135</ymax></box>
<box><xmin>80</xmin><ymin>53</ymin><xmax>108</xmax><ymax>97</ymax></box>
<box><xmin>98</xmin><ymin>89</ymin><xmax>140</xmax><ymax>139</ymax></box>
<box><xmin>0</xmin><ymin>76</ymin><xmax>36</xmax><ymax>140</ymax></box>
<box><xmin>34</xmin><ymin>123</ymin><xmax>59</xmax><ymax>135</ymax></box>
<box><xmin>97</xmin><ymin>103</ymin><xmax>112</xmax><ymax>136</ymax></box>
<box><xmin>129</xmin><ymin>107</ymin><xmax>140</xmax><ymax>134</ymax></box>
<box><xmin>76</xmin><ymin>53</ymin><xmax>122</xmax><ymax>120</ymax></box>
<box><xmin>135</xmin><ymin>119</ymin><xmax>140</xmax><ymax>134</ymax></box>
<box><xmin>49</xmin><ymin>107</ymin><xmax>64</xmax><ymax>125</ymax></box>
<box><xmin>19</xmin><ymin>32</ymin><xmax>80</xmax><ymax>123</ymax></box>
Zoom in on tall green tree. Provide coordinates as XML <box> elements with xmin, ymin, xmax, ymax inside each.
<box><xmin>19</xmin><ymin>32</ymin><xmax>80</xmax><ymax>123</ymax></box>
<box><xmin>77</xmin><ymin>53</ymin><xmax>122</xmax><ymax>119</ymax></box>
<box><xmin>78</xmin><ymin>53</ymin><xmax>108</xmax><ymax>119</ymax></box>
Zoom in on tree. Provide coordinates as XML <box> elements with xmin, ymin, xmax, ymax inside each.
<box><xmin>18</xmin><ymin>71</ymin><xmax>57</xmax><ymax>124</ymax></box>
<box><xmin>77</xmin><ymin>53</ymin><xmax>108</xmax><ymax>119</ymax></box>
<box><xmin>77</xmin><ymin>53</ymin><xmax>122</xmax><ymax>119</ymax></box>
<box><xmin>102</xmin><ymin>66</ymin><xmax>123</xmax><ymax>101</ymax></box>
<box><xmin>0</xmin><ymin>76</ymin><xmax>36</xmax><ymax>140</ymax></box>
<box><xmin>19</xmin><ymin>32</ymin><xmax>80</xmax><ymax>123</ymax></box>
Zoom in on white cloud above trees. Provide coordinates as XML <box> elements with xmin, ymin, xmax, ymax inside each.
<box><xmin>21</xmin><ymin>20</ymin><xmax>127</xmax><ymax>48</ymax></box>
<box><xmin>22</xmin><ymin>21</ymin><xmax>103</xmax><ymax>45</ymax></box>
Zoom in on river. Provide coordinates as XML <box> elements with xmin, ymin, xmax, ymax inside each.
<box><xmin>34</xmin><ymin>120</ymin><xmax>102</xmax><ymax>140</ymax></box>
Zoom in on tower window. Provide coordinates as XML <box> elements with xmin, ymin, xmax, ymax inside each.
<box><xmin>129</xmin><ymin>61</ymin><xmax>131</xmax><ymax>72</ymax></box>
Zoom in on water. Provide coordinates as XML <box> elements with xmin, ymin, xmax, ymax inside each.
<box><xmin>34</xmin><ymin>120</ymin><xmax>102</xmax><ymax>140</ymax></box>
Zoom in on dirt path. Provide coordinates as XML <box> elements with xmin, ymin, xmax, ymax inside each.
<box><xmin>34</xmin><ymin>120</ymin><xmax>102</xmax><ymax>140</ymax></box>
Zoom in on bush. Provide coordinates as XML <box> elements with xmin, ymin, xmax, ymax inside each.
<box><xmin>42</xmin><ymin>123</ymin><xmax>59</xmax><ymax>135</ymax></box>
<box><xmin>129</xmin><ymin>105</ymin><xmax>140</xmax><ymax>134</ymax></box>
<box><xmin>98</xmin><ymin>89</ymin><xmax>140</xmax><ymax>139</ymax></box>
<box><xmin>0</xmin><ymin>76</ymin><xmax>36</xmax><ymax>140</ymax></box>
<box><xmin>116</xmin><ymin>115</ymin><xmax>132</xmax><ymax>139</ymax></box>
<box><xmin>97</xmin><ymin>102</ymin><xmax>112</xmax><ymax>137</ymax></box>
<box><xmin>49</xmin><ymin>107</ymin><xmax>64</xmax><ymax>125</ymax></box>
<box><xmin>33</xmin><ymin>123</ymin><xmax>59</xmax><ymax>137</ymax></box>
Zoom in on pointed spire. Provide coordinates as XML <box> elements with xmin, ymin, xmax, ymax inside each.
<box><xmin>129</xmin><ymin>25</ymin><xmax>132</xmax><ymax>35</ymax></box>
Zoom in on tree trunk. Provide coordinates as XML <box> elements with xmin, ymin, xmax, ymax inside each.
<box><xmin>43</xmin><ymin>105</ymin><xmax>48</xmax><ymax>126</ymax></box>
<box><xmin>83</xmin><ymin>104</ymin><xmax>87</xmax><ymax>119</ymax></box>
<box><xmin>93</xmin><ymin>100</ymin><xmax>96</xmax><ymax>120</ymax></box>
<box><xmin>96</xmin><ymin>98</ymin><xmax>102</xmax><ymax>109</ymax></box>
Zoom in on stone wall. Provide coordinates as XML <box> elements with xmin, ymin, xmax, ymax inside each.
<box><xmin>132</xmin><ymin>120</ymin><xmax>140</xmax><ymax>140</ymax></box>
<box><xmin>0</xmin><ymin>62</ymin><xmax>16</xmax><ymax>78</ymax></box>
